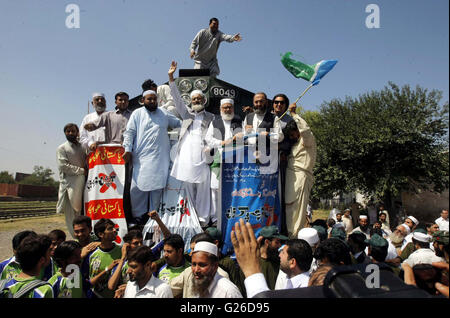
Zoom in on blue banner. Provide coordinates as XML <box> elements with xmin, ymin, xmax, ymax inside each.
<box><xmin>221</xmin><ymin>146</ymin><xmax>281</xmax><ymax>255</ymax></box>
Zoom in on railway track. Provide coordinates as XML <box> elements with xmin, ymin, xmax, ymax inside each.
<box><xmin>0</xmin><ymin>201</ymin><xmax>57</xmax><ymax>220</ymax></box>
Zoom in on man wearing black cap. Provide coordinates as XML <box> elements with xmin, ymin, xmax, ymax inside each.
<box><xmin>258</xmin><ymin>226</ymin><xmax>288</xmax><ymax>290</ymax></box>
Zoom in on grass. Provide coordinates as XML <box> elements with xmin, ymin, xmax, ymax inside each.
<box><xmin>312</xmin><ymin>209</ymin><xmax>330</xmax><ymax>221</ymax></box>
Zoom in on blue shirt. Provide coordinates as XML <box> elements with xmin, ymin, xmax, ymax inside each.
<box><xmin>123</xmin><ymin>107</ymin><xmax>181</xmax><ymax>191</ymax></box>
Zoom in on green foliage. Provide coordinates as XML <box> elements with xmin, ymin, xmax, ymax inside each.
<box><xmin>305</xmin><ymin>82</ymin><xmax>449</xmax><ymax>203</ymax></box>
<box><xmin>19</xmin><ymin>166</ymin><xmax>59</xmax><ymax>188</ymax></box>
<box><xmin>0</xmin><ymin>171</ymin><xmax>16</xmax><ymax>184</ymax></box>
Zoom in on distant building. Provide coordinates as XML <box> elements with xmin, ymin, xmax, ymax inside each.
<box><xmin>15</xmin><ymin>172</ymin><xmax>31</xmax><ymax>183</ymax></box>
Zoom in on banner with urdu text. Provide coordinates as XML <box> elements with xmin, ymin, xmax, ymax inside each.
<box><xmin>84</xmin><ymin>144</ymin><xmax>128</xmax><ymax>245</ymax></box>
<box><xmin>221</xmin><ymin>146</ymin><xmax>281</xmax><ymax>255</ymax></box>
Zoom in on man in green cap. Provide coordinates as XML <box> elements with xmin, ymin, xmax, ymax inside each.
<box><xmin>366</xmin><ymin>234</ymin><xmax>401</xmax><ymax>276</ymax></box>
<box><xmin>431</xmin><ymin>231</ymin><xmax>449</xmax><ymax>298</ymax></box>
<box><xmin>257</xmin><ymin>226</ymin><xmax>288</xmax><ymax>290</ymax></box>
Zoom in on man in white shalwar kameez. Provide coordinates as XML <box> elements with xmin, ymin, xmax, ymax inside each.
<box><xmin>168</xmin><ymin>61</ymin><xmax>215</xmax><ymax>227</ymax></box>
<box><xmin>123</xmin><ymin>90</ymin><xmax>181</xmax><ymax>225</ymax></box>
<box><xmin>205</xmin><ymin>98</ymin><xmax>243</xmax><ymax>225</ymax></box>
<box><xmin>57</xmin><ymin>123</ymin><xmax>88</xmax><ymax>238</ymax></box>
<box><xmin>80</xmin><ymin>93</ymin><xmax>107</xmax><ymax>151</ymax></box>
<box><xmin>284</xmin><ymin>116</ymin><xmax>317</xmax><ymax>238</ymax></box>
<box><xmin>190</xmin><ymin>18</ymin><xmax>242</xmax><ymax>77</ymax></box>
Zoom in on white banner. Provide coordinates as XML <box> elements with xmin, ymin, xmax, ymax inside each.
<box><xmin>84</xmin><ymin>144</ymin><xmax>128</xmax><ymax>245</ymax></box>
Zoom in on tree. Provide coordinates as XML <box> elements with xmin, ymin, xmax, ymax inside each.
<box><xmin>305</xmin><ymin>82</ymin><xmax>449</xmax><ymax>211</ymax></box>
<box><xmin>19</xmin><ymin>166</ymin><xmax>59</xmax><ymax>188</ymax></box>
<box><xmin>0</xmin><ymin>171</ymin><xmax>16</xmax><ymax>184</ymax></box>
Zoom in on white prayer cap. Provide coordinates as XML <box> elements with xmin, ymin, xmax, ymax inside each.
<box><xmin>190</xmin><ymin>89</ymin><xmax>204</xmax><ymax>99</ymax></box>
<box><xmin>193</xmin><ymin>241</ymin><xmax>218</xmax><ymax>257</ymax></box>
<box><xmin>297</xmin><ymin>228</ymin><xmax>319</xmax><ymax>247</ymax></box>
<box><xmin>413</xmin><ymin>232</ymin><xmax>431</xmax><ymax>243</ymax></box>
<box><xmin>220</xmin><ymin>98</ymin><xmax>234</xmax><ymax>106</ymax></box>
<box><xmin>400</xmin><ymin>223</ymin><xmax>411</xmax><ymax>235</ymax></box>
<box><xmin>407</xmin><ymin>216</ymin><xmax>419</xmax><ymax>225</ymax></box>
<box><xmin>142</xmin><ymin>90</ymin><xmax>157</xmax><ymax>97</ymax></box>
<box><xmin>92</xmin><ymin>92</ymin><xmax>105</xmax><ymax>99</ymax></box>
<box><xmin>359</xmin><ymin>215</ymin><xmax>368</xmax><ymax>220</ymax></box>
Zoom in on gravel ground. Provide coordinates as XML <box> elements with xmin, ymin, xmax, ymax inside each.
<box><xmin>0</xmin><ymin>214</ymin><xmax>70</xmax><ymax>261</ymax></box>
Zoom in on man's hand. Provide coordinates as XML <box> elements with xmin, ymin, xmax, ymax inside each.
<box><xmin>190</xmin><ymin>50</ymin><xmax>195</xmax><ymax>59</ymax></box>
<box><xmin>242</xmin><ymin>105</ymin><xmax>253</xmax><ymax>114</ymax></box>
<box><xmin>107</xmin><ymin>259</ymin><xmax>121</xmax><ymax>273</ymax></box>
<box><xmin>432</xmin><ymin>261</ymin><xmax>450</xmax><ymax>272</ymax></box>
<box><xmin>230</xmin><ymin>218</ymin><xmax>263</xmax><ymax>278</ymax></box>
<box><xmin>288</xmin><ymin>103</ymin><xmax>297</xmax><ymax>114</ymax></box>
<box><xmin>123</xmin><ymin>152</ymin><xmax>132</xmax><ymax>164</ymax></box>
<box><xmin>81</xmin><ymin>242</ymin><xmax>101</xmax><ymax>259</ymax></box>
<box><xmin>435</xmin><ymin>282</ymin><xmax>449</xmax><ymax>298</ymax></box>
<box><xmin>168</xmin><ymin>61</ymin><xmax>177</xmax><ymax>82</ymax></box>
<box><xmin>233</xmin><ymin>33</ymin><xmax>242</xmax><ymax>42</ymax></box>
<box><xmin>148</xmin><ymin>210</ymin><xmax>160</xmax><ymax>221</ymax></box>
<box><xmin>114</xmin><ymin>284</ymin><xmax>127</xmax><ymax>298</ymax></box>
<box><xmin>84</xmin><ymin>123</ymin><xmax>96</xmax><ymax>131</ymax></box>
<box><xmin>121</xmin><ymin>243</ymin><xmax>130</xmax><ymax>260</ymax></box>
<box><xmin>89</xmin><ymin>142</ymin><xmax>97</xmax><ymax>151</ymax></box>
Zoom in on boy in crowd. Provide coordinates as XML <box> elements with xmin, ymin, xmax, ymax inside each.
<box><xmin>0</xmin><ymin>231</ymin><xmax>37</xmax><ymax>280</ymax></box>
<box><xmin>83</xmin><ymin>219</ymin><xmax>122</xmax><ymax>298</ymax></box>
<box><xmin>48</xmin><ymin>240</ymin><xmax>84</xmax><ymax>298</ymax></box>
<box><xmin>1</xmin><ymin>235</ymin><xmax>54</xmax><ymax>298</ymax></box>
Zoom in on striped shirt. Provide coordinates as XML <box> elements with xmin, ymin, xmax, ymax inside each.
<box><xmin>48</xmin><ymin>271</ymin><xmax>84</xmax><ymax>298</ymax></box>
<box><xmin>0</xmin><ymin>257</ymin><xmax>21</xmax><ymax>280</ymax></box>
<box><xmin>2</xmin><ymin>276</ymin><xmax>53</xmax><ymax>298</ymax></box>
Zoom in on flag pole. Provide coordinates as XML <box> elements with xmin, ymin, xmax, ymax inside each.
<box><xmin>294</xmin><ymin>83</ymin><xmax>314</xmax><ymax>105</ymax></box>
<box><xmin>278</xmin><ymin>83</ymin><xmax>313</xmax><ymax>121</ymax></box>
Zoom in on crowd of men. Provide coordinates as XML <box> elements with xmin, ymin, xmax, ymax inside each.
<box><xmin>1</xmin><ymin>17</ymin><xmax>448</xmax><ymax>299</ymax></box>
<box><xmin>0</xmin><ymin>208</ymin><xmax>448</xmax><ymax>298</ymax></box>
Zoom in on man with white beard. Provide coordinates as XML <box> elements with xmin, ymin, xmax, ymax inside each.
<box><xmin>80</xmin><ymin>93</ymin><xmax>107</xmax><ymax>151</ymax></box>
<box><xmin>205</xmin><ymin>98</ymin><xmax>243</xmax><ymax>225</ymax></box>
<box><xmin>168</xmin><ymin>61</ymin><xmax>215</xmax><ymax>227</ymax></box>
<box><xmin>169</xmin><ymin>241</ymin><xmax>242</xmax><ymax>298</ymax></box>
<box><xmin>385</xmin><ymin>224</ymin><xmax>410</xmax><ymax>263</ymax></box>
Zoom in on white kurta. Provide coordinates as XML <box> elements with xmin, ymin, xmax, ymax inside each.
<box><xmin>205</xmin><ymin>119</ymin><xmax>233</xmax><ymax>189</ymax></box>
<box><xmin>124</xmin><ymin>275</ymin><xmax>173</xmax><ymax>298</ymax></box>
<box><xmin>435</xmin><ymin>217</ymin><xmax>449</xmax><ymax>231</ymax></box>
<box><xmin>80</xmin><ymin>111</ymin><xmax>106</xmax><ymax>148</ymax></box>
<box><xmin>171</xmin><ymin>113</ymin><xmax>209</xmax><ymax>184</ymax></box>
<box><xmin>123</xmin><ymin>107</ymin><xmax>181</xmax><ymax>192</ymax></box>
<box><xmin>56</xmin><ymin>141</ymin><xmax>87</xmax><ymax>238</ymax></box>
<box><xmin>244</xmin><ymin>112</ymin><xmax>284</xmax><ymax>145</ymax></box>
<box><xmin>157</xmin><ymin>84</ymin><xmax>179</xmax><ymax>118</ymax></box>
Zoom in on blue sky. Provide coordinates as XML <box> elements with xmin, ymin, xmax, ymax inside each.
<box><xmin>0</xmin><ymin>0</ymin><xmax>448</xmax><ymax>179</ymax></box>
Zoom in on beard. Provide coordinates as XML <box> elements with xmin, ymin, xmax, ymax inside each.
<box><xmin>221</xmin><ymin>112</ymin><xmax>234</xmax><ymax>121</ymax></box>
<box><xmin>389</xmin><ymin>232</ymin><xmax>405</xmax><ymax>246</ymax></box>
<box><xmin>145</xmin><ymin>103</ymin><xmax>157</xmax><ymax>112</ymax></box>
<box><xmin>360</xmin><ymin>225</ymin><xmax>369</xmax><ymax>232</ymax></box>
<box><xmin>66</xmin><ymin>135</ymin><xmax>78</xmax><ymax>143</ymax></box>
<box><xmin>94</xmin><ymin>105</ymin><xmax>106</xmax><ymax>113</ymax></box>
<box><xmin>435</xmin><ymin>247</ymin><xmax>445</xmax><ymax>258</ymax></box>
<box><xmin>267</xmin><ymin>246</ymin><xmax>280</xmax><ymax>264</ymax></box>
<box><xmin>254</xmin><ymin>106</ymin><xmax>266</xmax><ymax>115</ymax></box>
<box><xmin>192</xmin><ymin>271</ymin><xmax>215</xmax><ymax>297</ymax></box>
<box><xmin>192</xmin><ymin>103</ymin><xmax>205</xmax><ymax>113</ymax></box>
